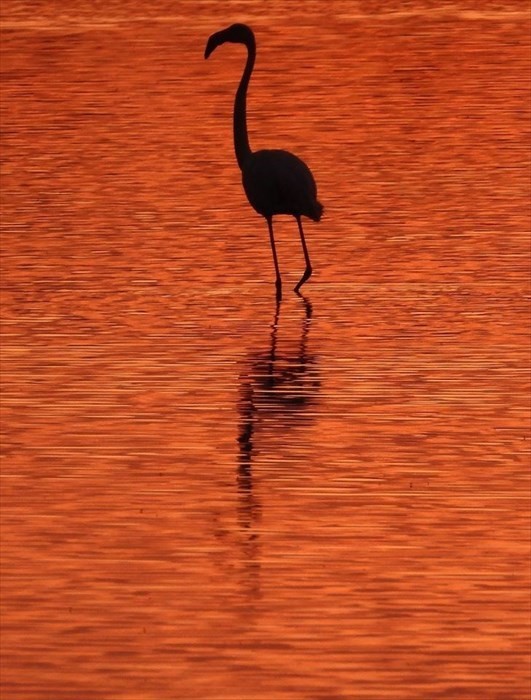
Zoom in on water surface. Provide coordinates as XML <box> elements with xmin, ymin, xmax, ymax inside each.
<box><xmin>1</xmin><ymin>2</ymin><xmax>530</xmax><ymax>698</ymax></box>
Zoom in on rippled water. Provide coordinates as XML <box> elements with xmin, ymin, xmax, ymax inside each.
<box><xmin>1</xmin><ymin>1</ymin><xmax>530</xmax><ymax>698</ymax></box>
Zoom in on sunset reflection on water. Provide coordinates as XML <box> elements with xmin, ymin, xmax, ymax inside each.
<box><xmin>1</xmin><ymin>2</ymin><xmax>530</xmax><ymax>698</ymax></box>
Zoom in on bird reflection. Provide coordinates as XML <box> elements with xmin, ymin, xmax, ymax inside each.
<box><xmin>236</xmin><ymin>297</ymin><xmax>320</xmax><ymax>596</ymax></box>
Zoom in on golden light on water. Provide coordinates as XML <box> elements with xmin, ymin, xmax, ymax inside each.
<box><xmin>1</xmin><ymin>2</ymin><xmax>530</xmax><ymax>698</ymax></box>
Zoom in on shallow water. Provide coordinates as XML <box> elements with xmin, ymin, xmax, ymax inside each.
<box><xmin>1</xmin><ymin>2</ymin><xmax>530</xmax><ymax>698</ymax></box>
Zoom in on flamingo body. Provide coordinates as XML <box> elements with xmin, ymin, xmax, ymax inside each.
<box><xmin>205</xmin><ymin>23</ymin><xmax>322</xmax><ymax>299</ymax></box>
<box><xmin>242</xmin><ymin>149</ymin><xmax>323</xmax><ymax>222</ymax></box>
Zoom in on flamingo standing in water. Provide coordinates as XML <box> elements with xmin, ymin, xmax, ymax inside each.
<box><xmin>204</xmin><ymin>23</ymin><xmax>323</xmax><ymax>301</ymax></box>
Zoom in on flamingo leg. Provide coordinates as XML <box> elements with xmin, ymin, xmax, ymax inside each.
<box><xmin>266</xmin><ymin>217</ymin><xmax>282</xmax><ymax>301</ymax></box>
<box><xmin>294</xmin><ymin>216</ymin><xmax>313</xmax><ymax>294</ymax></box>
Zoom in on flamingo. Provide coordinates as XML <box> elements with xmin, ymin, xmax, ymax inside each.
<box><xmin>204</xmin><ymin>23</ymin><xmax>323</xmax><ymax>301</ymax></box>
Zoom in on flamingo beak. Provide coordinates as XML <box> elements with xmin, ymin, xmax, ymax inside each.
<box><xmin>204</xmin><ymin>31</ymin><xmax>225</xmax><ymax>59</ymax></box>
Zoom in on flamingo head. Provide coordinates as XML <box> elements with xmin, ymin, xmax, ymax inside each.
<box><xmin>204</xmin><ymin>23</ymin><xmax>255</xmax><ymax>59</ymax></box>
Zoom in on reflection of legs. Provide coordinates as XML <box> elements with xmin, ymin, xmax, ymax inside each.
<box><xmin>294</xmin><ymin>216</ymin><xmax>312</xmax><ymax>293</ymax></box>
<box><xmin>270</xmin><ymin>300</ymin><xmax>280</xmax><ymax>363</ymax></box>
<box><xmin>267</xmin><ymin>217</ymin><xmax>282</xmax><ymax>301</ymax></box>
<box><xmin>300</xmin><ymin>295</ymin><xmax>312</xmax><ymax>321</ymax></box>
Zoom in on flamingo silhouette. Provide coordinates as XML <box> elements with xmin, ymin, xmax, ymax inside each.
<box><xmin>204</xmin><ymin>24</ymin><xmax>323</xmax><ymax>301</ymax></box>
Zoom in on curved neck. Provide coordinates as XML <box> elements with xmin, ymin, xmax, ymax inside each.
<box><xmin>234</xmin><ymin>36</ymin><xmax>255</xmax><ymax>170</ymax></box>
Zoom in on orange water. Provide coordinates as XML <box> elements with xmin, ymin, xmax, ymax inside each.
<box><xmin>1</xmin><ymin>2</ymin><xmax>530</xmax><ymax>698</ymax></box>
